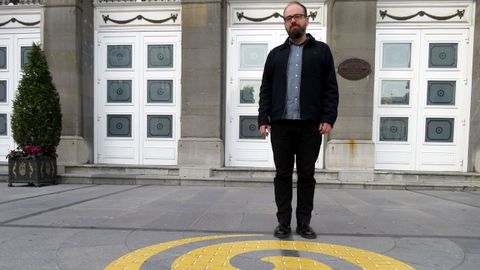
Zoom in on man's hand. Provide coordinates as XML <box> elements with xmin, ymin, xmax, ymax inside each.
<box><xmin>319</xmin><ymin>123</ymin><xmax>332</xmax><ymax>135</ymax></box>
<box><xmin>259</xmin><ymin>124</ymin><xmax>271</xmax><ymax>137</ymax></box>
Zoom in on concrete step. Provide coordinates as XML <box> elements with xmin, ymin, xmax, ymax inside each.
<box><xmin>62</xmin><ymin>164</ymin><xmax>179</xmax><ymax>176</ymax></box>
<box><xmin>211</xmin><ymin>167</ymin><xmax>339</xmax><ymax>181</ymax></box>
<box><xmin>1</xmin><ymin>163</ymin><xmax>480</xmax><ymax>190</ymax></box>
<box><xmin>57</xmin><ymin>165</ymin><xmax>480</xmax><ymax>190</ymax></box>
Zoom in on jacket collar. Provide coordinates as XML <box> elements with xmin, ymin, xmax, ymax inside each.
<box><xmin>280</xmin><ymin>33</ymin><xmax>316</xmax><ymax>50</ymax></box>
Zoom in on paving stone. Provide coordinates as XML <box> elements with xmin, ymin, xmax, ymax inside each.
<box><xmin>390</xmin><ymin>238</ymin><xmax>464</xmax><ymax>270</ymax></box>
<box><xmin>0</xmin><ymin>184</ymin><xmax>479</xmax><ymax>269</ymax></box>
<box><xmin>451</xmin><ymin>253</ymin><xmax>480</xmax><ymax>270</ymax></box>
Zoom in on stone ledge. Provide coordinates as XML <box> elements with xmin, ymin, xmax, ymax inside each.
<box><xmin>63</xmin><ymin>164</ymin><xmax>179</xmax><ymax>176</ymax></box>
<box><xmin>1</xmin><ymin>164</ymin><xmax>479</xmax><ymax>190</ymax></box>
<box><xmin>49</xmin><ymin>173</ymin><xmax>480</xmax><ymax>191</ymax></box>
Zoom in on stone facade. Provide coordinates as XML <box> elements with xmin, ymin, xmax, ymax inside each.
<box><xmin>326</xmin><ymin>0</ymin><xmax>377</xmax><ymax>170</ymax></box>
<box><xmin>179</xmin><ymin>1</ymin><xmax>224</xmax><ymax>167</ymax></box>
<box><xmin>470</xmin><ymin>2</ymin><xmax>480</xmax><ymax>172</ymax></box>
<box><xmin>43</xmin><ymin>0</ymin><xmax>94</xmax><ymax>164</ymax></box>
<box><xmin>2</xmin><ymin>0</ymin><xmax>479</xmax><ymax>172</ymax></box>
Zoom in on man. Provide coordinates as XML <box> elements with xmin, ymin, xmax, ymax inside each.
<box><xmin>258</xmin><ymin>1</ymin><xmax>339</xmax><ymax>239</ymax></box>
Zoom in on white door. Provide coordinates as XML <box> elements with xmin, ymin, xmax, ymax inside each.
<box><xmin>95</xmin><ymin>32</ymin><xmax>181</xmax><ymax>165</ymax></box>
<box><xmin>417</xmin><ymin>30</ymin><xmax>470</xmax><ymax>171</ymax></box>
<box><xmin>225</xmin><ymin>29</ymin><xmax>280</xmax><ymax>167</ymax></box>
<box><xmin>374</xmin><ymin>29</ymin><xmax>470</xmax><ymax>171</ymax></box>
<box><xmin>0</xmin><ymin>33</ymin><xmax>39</xmax><ymax>155</ymax></box>
<box><xmin>226</xmin><ymin>29</ymin><xmax>325</xmax><ymax>168</ymax></box>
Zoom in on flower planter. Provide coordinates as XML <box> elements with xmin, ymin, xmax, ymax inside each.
<box><xmin>8</xmin><ymin>156</ymin><xmax>57</xmax><ymax>187</ymax></box>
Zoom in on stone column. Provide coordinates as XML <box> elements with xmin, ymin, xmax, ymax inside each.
<box><xmin>178</xmin><ymin>0</ymin><xmax>224</xmax><ymax>169</ymax></box>
<box><xmin>469</xmin><ymin>1</ymin><xmax>480</xmax><ymax>172</ymax></box>
<box><xmin>325</xmin><ymin>1</ymin><xmax>376</xmax><ymax>173</ymax></box>
<box><xmin>43</xmin><ymin>0</ymin><xmax>94</xmax><ymax>164</ymax></box>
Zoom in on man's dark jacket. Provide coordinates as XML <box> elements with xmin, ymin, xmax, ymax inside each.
<box><xmin>258</xmin><ymin>34</ymin><xmax>339</xmax><ymax>127</ymax></box>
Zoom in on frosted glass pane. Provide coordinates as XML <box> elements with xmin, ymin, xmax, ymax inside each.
<box><xmin>240</xmin><ymin>44</ymin><xmax>267</xmax><ymax>68</ymax></box>
<box><xmin>239</xmin><ymin>116</ymin><xmax>262</xmax><ymax>139</ymax></box>
<box><xmin>148</xmin><ymin>45</ymin><xmax>173</xmax><ymax>68</ymax></box>
<box><xmin>0</xmin><ymin>114</ymin><xmax>6</xmax><ymax>135</ymax></box>
<box><xmin>107</xmin><ymin>115</ymin><xmax>131</xmax><ymax>137</ymax></box>
<box><xmin>21</xmin><ymin>46</ymin><xmax>32</xmax><ymax>68</ymax></box>
<box><xmin>107</xmin><ymin>80</ymin><xmax>132</xmax><ymax>103</ymax></box>
<box><xmin>429</xmin><ymin>43</ymin><xmax>457</xmax><ymax>68</ymax></box>
<box><xmin>380</xmin><ymin>117</ymin><xmax>408</xmax><ymax>141</ymax></box>
<box><xmin>383</xmin><ymin>43</ymin><xmax>411</xmax><ymax>68</ymax></box>
<box><xmin>107</xmin><ymin>45</ymin><xmax>132</xmax><ymax>68</ymax></box>
<box><xmin>0</xmin><ymin>47</ymin><xmax>6</xmax><ymax>69</ymax></box>
<box><xmin>147</xmin><ymin>80</ymin><xmax>173</xmax><ymax>103</ymax></box>
<box><xmin>427</xmin><ymin>81</ymin><xmax>455</xmax><ymax>105</ymax></box>
<box><xmin>0</xmin><ymin>80</ymin><xmax>6</xmax><ymax>102</ymax></box>
<box><xmin>425</xmin><ymin>118</ymin><xmax>454</xmax><ymax>142</ymax></box>
<box><xmin>147</xmin><ymin>115</ymin><xmax>172</xmax><ymax>138</ymax></box>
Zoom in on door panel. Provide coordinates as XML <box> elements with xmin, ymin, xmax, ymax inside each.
<box><xmin>0</xmin><ymin>34</ymin><xmax>39</xmax><ymax>156</ymax></box>
<box><xmin>374</xmin><ymin>29</ymin><xmax>469</xmax><ymax>171</ymax></box>
<box><xmin>416</xmin><ymin>30</ymin><xmax>468</xmax><ymax>170</ymax></box>
<box><xmin>374</xmin><ymin>31</ymin><xmax>419</xmax><ymax>170</ymax></box>
<box><xmin>0</xmin><ymin>36</ymin><xmax>12</xmax><ymax>156</ymax></box>
<box><xmin>97</xmin><ymin>35</ymin><xmax>139</xmax><ymax>164</ymax></box>
<box><xmin>226</xmin><ymin>29</ymin><xmax>325</xmax><ymax>168</ymax></box>
<box><xmin>141</xmin><ymin>34</ymin><xmax>181</xmax><ymax>165</ymax></box>
<box><xmin>226</xmin><ymin>30</ymin><xmax>278</xmax><ymax>167</ymax></box>
<box><xmin>95</xmin><ymin>32</ymin><xmax>181</xmax><ymax>165</ymax></box>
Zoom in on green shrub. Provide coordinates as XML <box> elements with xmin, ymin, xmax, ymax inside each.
<box><xmin>10</xmin><ymin>43</ymin><xmax>62</xmax><ymax>158</ymax></box>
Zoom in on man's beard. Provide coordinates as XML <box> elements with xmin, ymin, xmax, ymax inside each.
<box><xmin>288</xmin><ymin>25</ymin><xmax>306</xmax><ymax>40</ymax></box>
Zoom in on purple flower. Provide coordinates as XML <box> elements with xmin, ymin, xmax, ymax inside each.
<box><xmin>23</xmin><ymin>145</ymin><xmax>43</xmax><ymax>155</ymax></box>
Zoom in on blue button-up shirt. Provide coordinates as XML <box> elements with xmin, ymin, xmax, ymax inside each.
<box><xmin>284</xmin><ymin>41</ymin><xmax>304</xmax><ymax>119</ymax></box>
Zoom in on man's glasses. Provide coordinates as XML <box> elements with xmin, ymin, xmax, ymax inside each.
<box><xmin>283</xmin><ymin>14</ymin><xmax>306</xmax><ymax>23</ymax></box>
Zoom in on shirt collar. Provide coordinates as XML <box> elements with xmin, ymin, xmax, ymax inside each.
<box><xmin>281</xmin><ymin>33</ymin><xmax>315</xmax><ymax>50</ymax></box>
<box><xmin>289</xmin><ymin>36</ymin><xmax>309</xmax><ymax>46</ymax></box>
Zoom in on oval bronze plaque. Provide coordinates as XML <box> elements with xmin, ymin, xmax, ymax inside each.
<box><xmin>338</xmin><ymin>58</ymin><xmax>371</xmax><ymax>80</ymax></box>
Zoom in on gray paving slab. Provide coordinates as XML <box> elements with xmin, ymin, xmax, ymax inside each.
<box><xmin>0</xmin><ymin>183</ymin><xmax>479</xmax><ymax>269</ymax></box>
<box><xmin>392</xmin><ymin>238</ymin><xmax>464</xmax><ymax>270</ymax></box>
<box><xmin>0</xmin><ymin>184</ymin><xmax>94</xmax><ymax>203</ymax></box>
<box><xmin>453</xmin><ymin>254</ymin><xmax>480</xmax><ymax>270</ymax></box>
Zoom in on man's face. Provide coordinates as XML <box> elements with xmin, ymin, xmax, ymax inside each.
<box><xmin>283</xmin><ymin>4</ymin><xmax>309</xmax><ymax>40</ymax></box>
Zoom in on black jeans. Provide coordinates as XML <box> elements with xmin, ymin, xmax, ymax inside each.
<box><xmin>270</xmin><ymin>120</ymin><xmax>322</xmax><ymax>225</ymax></box>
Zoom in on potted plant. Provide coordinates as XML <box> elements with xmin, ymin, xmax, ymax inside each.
<box><xmin>7</xmin><ymin>43</ymin><xmax>62</xmax><ymax>187</ymax></box>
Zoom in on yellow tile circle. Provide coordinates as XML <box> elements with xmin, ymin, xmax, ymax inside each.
<box><xmin>104</xmin><ymin>234</ymin><xmax>415</xmax><ymax>270</ymax></box>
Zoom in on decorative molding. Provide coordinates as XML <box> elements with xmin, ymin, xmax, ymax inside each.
<box><xmin>102</xmin><ymin>13</ymin><xmax>178</xmax><ymax>25</ymax></box>
<box><xmin>237</xmin><ymin>12</ymin><xmax>282</xmax><ymax>22</ymax></box>
<box><xmin>0</xmin><ymin>0</ymin><xmax>43</xmax><ymax>5</ymax></box>
<box><xmin>379</xmin><ymin>9</ymin><xmax>465</xmax><ymax>21</ymax></box>
<box><xmin>95</xmin><ymin>0</ymin><xmax>178</xmax><ymax>3</ymax></box>
<box><xmin>237</xmin><ymin>11</ymin><xmax>317</xmax><ymax>22</ymax></box>
<box><xmin>0</xmin><ymin>17</ymin><xmax>40</xmax><ymax>27</ymax></box>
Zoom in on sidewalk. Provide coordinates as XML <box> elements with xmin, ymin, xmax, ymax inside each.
<box><xmin>0</xmin><ymin>183</ymin><xmax>479</xmax><ymax>269</ymax></box>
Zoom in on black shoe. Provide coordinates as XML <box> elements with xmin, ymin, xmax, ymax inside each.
<box><xmin>296</xmin><ymin>223</ymin><xmax>317</xmax><ymax>239</ymax></box>
<box><xmin>273</xmin><ymin>223</ymin><xmax>291</xmax><ymax>239</ymax></box>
